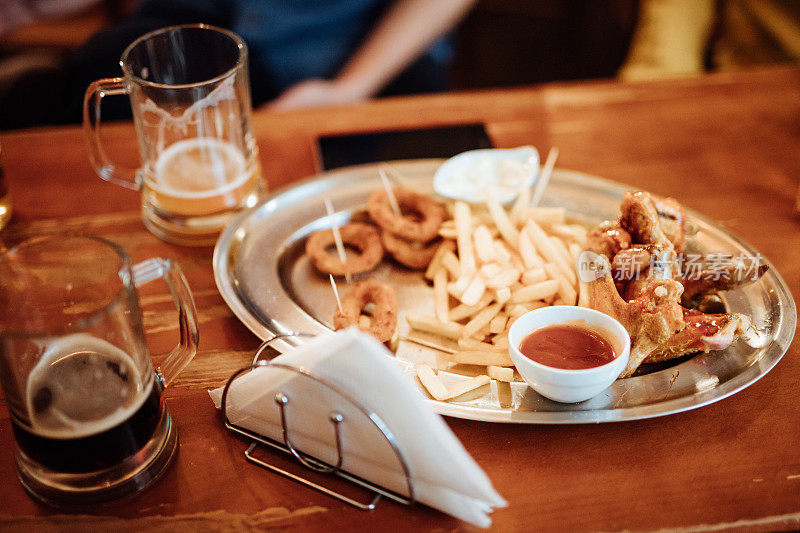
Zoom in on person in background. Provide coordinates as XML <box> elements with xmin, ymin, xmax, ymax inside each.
<box><xmin>0</xmin><ymin>0</ymin><xmax>101</xmax><ymax>35</ymax></box>
<box><xmin>252</xmin><ymin>0</ymin><xmax>476</xmax><ymax>110</ymax></box>
<box><xmin>619</xmin><ymin>0</ymin><xmax>800</xmax><ymax>81</ymax></box>
<box><xmin>0</xmin><ymin>0</ymin><xmax>476</xmax><ymax>127</ymax></box>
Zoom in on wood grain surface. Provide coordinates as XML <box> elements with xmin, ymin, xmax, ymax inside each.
<box><xmin>0</xmin><ymin>66</ymin><xmax>798</xmax><ymax>532</ymax></box>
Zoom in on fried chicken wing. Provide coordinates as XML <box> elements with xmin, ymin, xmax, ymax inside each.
<box><xmin>585</xmin><ymin>191</ymin><xmax>759</xmax><ymax>378</ymax></box>
<box><xmin>586</xmin><ymin>220</ymin><xmax>631</xmax><ymax>259</ymax></box>
<box><xmin>644</xmin><ymin>309</ymin><xmax>751</xmax><ymax>363</ymax></box>
<box><xmin>586</xmin><ymin>257</ymin><xmax>685</xmax><ymax>377</ymax></box>
<box><xmin>679</xmin><ymin>262</ymin><xmax>769</xmax><ymax>308</ymax></box>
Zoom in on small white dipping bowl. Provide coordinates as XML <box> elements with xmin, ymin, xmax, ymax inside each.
<box><xmin>508</xmin><ymin>306</ymin><xmax>631</xmax><ymax>403</ymax></box>
<box><xmin>432</xmin><ymin>146</ymin><xmax>539</xmax><ymax>204</ymax></box>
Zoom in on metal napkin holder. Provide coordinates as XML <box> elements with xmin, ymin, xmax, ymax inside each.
<box><xmin>220</xmin><ymin>333</ymin><xmax>416</xmax><ymax>510</ymax></box>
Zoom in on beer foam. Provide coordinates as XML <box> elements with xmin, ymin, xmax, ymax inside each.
<box><xmin>26</xmin><ymin>334</ymin><xmax>154</xmax><ymax>439</ymax></box>
<box><xmin>152</xmin><ymin>138</ymin><xmax>249</xmax><ymax>198</ymax></box>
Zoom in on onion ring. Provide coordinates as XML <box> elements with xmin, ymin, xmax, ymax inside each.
<box><xmin>381</xmin><ymin>230</ymin><xmax>440</xmax><ymax>270</ymax></box>
<box><xmin>333</xmin><ymin>279</ymin><xmax>398</xmax><ymax>342</ymax></box>
<box><xmin>367</xmin><ymin>189</ymin><xmax>445</xmax><ymax>242</ymax></box>
<box><xmin>305</xmin><ymin>222</ymin><xmax>383</xmax><ymax>276</ymax></box>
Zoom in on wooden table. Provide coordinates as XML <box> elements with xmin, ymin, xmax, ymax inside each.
<box><xmin>1</xmin><ymin>65</ymin><xmax>799</xmax><ymax>532</ymax></box>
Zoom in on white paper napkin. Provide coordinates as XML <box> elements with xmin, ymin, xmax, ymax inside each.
<box><xmin>209</xmin><ymin>328</ymin><xmax>506</xmax><ymax>527</ymax></box>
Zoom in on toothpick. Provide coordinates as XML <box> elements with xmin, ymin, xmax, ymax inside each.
<box><xmin>530</xmin><ymin>147</ymin><xmax>559</xmax><ymax>208</ymax></box>
<box><xmin>324</xmin><ymin>198</ymin><xmax>351</xmax><ymax>283</ymax></box>
<box><xmin>379</xmin><ymin>168</ymin><xmax>402</xmax><ymax>217</ymax></box>
<box><xmin>510</xmin><ymin>153</ymin><xmax>536</xmax><ymax>222</ymax></box>
<box><xmin>329</xmin><ymin>274</ymin><xmax>343</xmax><ymax>314</ymax></box>
<box><xmin>381</xmin><ymin>163</ymin><xmax>411</xmax><ymax>188</ymax></box>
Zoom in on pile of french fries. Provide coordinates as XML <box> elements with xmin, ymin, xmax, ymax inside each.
<box><xmin>406</xmin><ymin>196</ymin><xmax>588</xmax><ymax>402</ymax></box>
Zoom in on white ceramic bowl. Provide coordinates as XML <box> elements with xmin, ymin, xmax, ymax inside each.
<box><xmin>508</xmin><ymin>306</ymin><xmax>631</xmax><ymax>403</ymax></box>
<box><xmin>432</xmin><ymin>146</ymin><xmax>539</xmax><ymax>204</ymax></box>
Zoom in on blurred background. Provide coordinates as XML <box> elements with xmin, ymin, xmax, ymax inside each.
<box><xmin>1</xmin><ymin>0</ymin><xmax>798</xmax><ymax>131</ymax></box>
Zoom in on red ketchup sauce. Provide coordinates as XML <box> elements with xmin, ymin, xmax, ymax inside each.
<box><xmin>519</xmin><ymin>324</ymin><xmax>616</xmax><ymax>370</ymax></box>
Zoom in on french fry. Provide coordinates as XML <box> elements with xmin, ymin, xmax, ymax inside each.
<box><xmin>453</xmin><ymin>350</ymin><xmax>514</xmax><ymax>367</ymax></box>
<box><xmin>485</xmin><ymin>267</ymin><xmax>520</xmax><ymax>289</ymax></box>
<box><xmin>492</xmin><ymin>335</ymin><xmax>510</xmax><ymax>350</ymax></box>
<box><xmin>458</xmin><ymin>337</ymin><xmax>497</xmax><ymax>352</ymax></box>
<box><xmin>415</xmin><ymin>363</ymin><xmax>450</xmax><ymax>401</ymax></box>
<box><xmin>433</xmin><ymin>268</ymin><xmax>449</xmax><ymax>323</ymax></box>
<box><xmin>488</xmin><ymin>365</ymin><xmax>514</xmax><ymax>382</ymax></box>
<box><xmin>401</xmin><ymin>333</ymin><xmax>457</xmax><ymax>354</ymax></box>
<box><xmin>445</xmin><ymin>375</ymin><xmax>491</xmax><ymax>400</ymax></box>
<box><xmin>438</xmin><ymin>227</ymin><xmax>457</xmax><ymax>240</ymax></box>
<box><xmin>495</xmin><ymin>286</ymin><xmax>511</xmax><ymax>305</ymax></box>
<box><xmin>449</xmin><ymin>293</ymin><xmax>493</xmax><ymax>321</ymax></box>
<box><xmin>454</xmin><ymin>201</ymin><xmax>475</xmax><ymax>274</ymax></box>
<box><xmin>473</xmin><ymin>225</ymin><xmax>495</xmax><ymax>263</ymax></box>
<box><xmin>543</xmin><ymin>262</ymin><xmax>578</xmax><ymax>305</ymax></box>
<box><xmin>508</xmin><ymin>279</ymin><xmax>560</xmax><ymax>304</ymax></box>
<box><xmin>550</xmin><ymin>236</ymin><xmax>576</xmax><ymax>275</ymax></box>
<box><xmin>506</xmin><ymin>304</ymin><xmax>528</xmax><ymax>318</ymax></box>
<box><xmin>551</xmin><ymin>223</ymin><xmax>588</xmax><ymax>245</ymax></box>
<box><xmin>460</xmin><ymin>273</ymin><xmax>486</xmax><ymax>306</ymax></box>
<box><xmin>486</xmin><ymin>196</ymin><xmax>520</xmax><ymax>251</ymax></box>
<box><xmin>406</xmin><ymin>312</ymin><xmax>463</xmax><ymax>340</ymax></box>
<box><xmin>424</xmin><ymin>240</ymin><xmax>456</xmax><ymax>280</ymax></box>
<box><xmin>462</xmin><ymin>303</ymin><xmax>502</xmax><ymax>338</ymax></box>
<box><xmin>448</xmin><ymin>272</ymin><xmax>472</xmax><ymax>299</ymax></box>
<box><xmin>524</xmin><ymin>219</ymin><xmax>564</xmax><ymax>265</ymax></box>
<box><xmin>506</xmin><ymin>300</ymin><xmax>548</xmax><ymax>317</ymax></box>
<box><xmin>524</xmin><ymin>220</ymin><xmax>577</xmax><ymax>285</ymax></box>
<box><xmin>569</xmin><ymin>242</ymin><xmax>583</xmax><ymax>262</ymax></box>
<box><xmin>441</xmin><ymin>250</ymin><xmax>461</xmax><ymax>279</ymax></box>
<box><xmin>508</xmin><ymin>251</ymin><xmax>525</xmax><ymax>274</ymax></box>
<box><xmin>489</xmin><ymin>312</ymin><xmax>508</xmax><ymax>334</ymax></box>
<box><xmin>493</xmin><ymin>240</ymin><xmax>512</xmax><ymax>265</ymax></box>
<box><xmin>524</xmin><ymin>206</ymin><xmax>566</xmax><ymax>226</ymax></box>
<box><xmin>481</xmin><ymin>262</ymin><xmax>502</xmax><ymax>279</ymax></box>
<box><xmin>519</xmin><ymin>231</ymin><xmax>545</xmax><ymax>269</ymax></box>
<box><xmin>474</xmin><ymin>324</ymin><xmax>492</xmax><ymax>339</ymax></box>
<box><xmin>555</xmin><ymin>259</ymin><xmax>577</xmax><ymax>287</ymax></box>
<box><xmin>496</xmin><ymin>380</ymin><xmax>513</xmax><ymax>408</ymax></box>
<box><xmin>521</xmin><ymin>267</ymin><xmax>547</xmax><ymax>285</ymax></box>
<box><xmin>472</xmin><ymin>211</ymin><xmax>496</xmax><ymax>227</ymax></box>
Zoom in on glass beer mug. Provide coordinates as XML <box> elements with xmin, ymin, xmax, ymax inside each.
<box><xmin>83</xmin><ymin>24</ymin><xmax>264</xmax><ymax>246</ymax></box>
<box><xmin>0</xmin><ymin>235</ymin><xmax>199</xmax><ymax>505</ymax></box>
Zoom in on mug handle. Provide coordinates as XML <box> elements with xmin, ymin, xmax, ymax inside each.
<box><xmin>83</xmin><ymin>78</ymin><xmax>140</xmax><ymax>190</ymax></box>
<box><xmin>132</xmin><ymin>258</ymin><xmax>199</xmax><ymax>387</ymax></box>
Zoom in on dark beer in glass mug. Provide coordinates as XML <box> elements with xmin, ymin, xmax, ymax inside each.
<box><xmin>0</xmin><ymin>235</ymin><xmax>198</xmax><ymax>506</ymax></box>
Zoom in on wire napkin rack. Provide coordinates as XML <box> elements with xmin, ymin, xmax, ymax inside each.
<box><xmin>220</xmin><ymin>333</ymin><xmax>416</xmax><ymax>510</ymax></box>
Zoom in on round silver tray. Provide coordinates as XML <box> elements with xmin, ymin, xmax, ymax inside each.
<box><xmin>213</xmin><ymin>160</ymin><xmax>796</xmax><ymax>424</ymax></box>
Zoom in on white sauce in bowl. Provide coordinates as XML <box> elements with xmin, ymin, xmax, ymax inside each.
<box><xmin>433</xmin><ymin>146</ymin><xmax>539</xmax><ymax>204</ymax></box>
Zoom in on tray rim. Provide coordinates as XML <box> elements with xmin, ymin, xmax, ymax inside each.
<box><xmin>213</xmin><ymin>159</ymin><xmax>797</xmax><ymax>424</ymax></box>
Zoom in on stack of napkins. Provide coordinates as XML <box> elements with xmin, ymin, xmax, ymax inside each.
<box><xmin>209</xmin><ymin>328</ymin><xmax>506</xmax><ymax>527</ymax></box>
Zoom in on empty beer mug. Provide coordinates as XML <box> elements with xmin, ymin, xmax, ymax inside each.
<box><xmin>0</xmin><ymin>235</ymin><xmax>199</xmax><ymax>505</ymax></box>
<box><xmin>83</xmin><ymin>24</ymin><xmax>264</xmax><ymax>246</ymax></box>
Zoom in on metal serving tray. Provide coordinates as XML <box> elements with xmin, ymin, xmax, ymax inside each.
<box><xmin>213</xmin><ymin>160</ymin><xmax>796</xmax><ymax>423</ymax></box>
